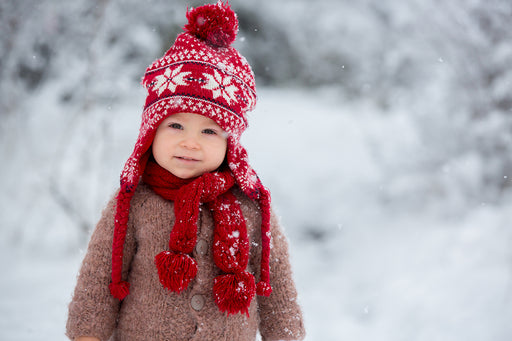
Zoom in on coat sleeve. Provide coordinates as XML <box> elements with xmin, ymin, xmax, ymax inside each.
<box><xmin>257</xmin><ymin>209</ymin><xmax>306</xmax><ymax>341</ymax></box>
<box><xmin>66</xmin><ymin>191</ymin><xmax>136</xmax><ymax>341</ymax></box>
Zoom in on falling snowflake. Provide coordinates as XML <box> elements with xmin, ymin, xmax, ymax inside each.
<box><xmin>202</xmin><ymin>69</ymin><xmax>238</xmax><ymax>104</ymax></box>
<box><xmin>152</xmin><ymin>64</ymin><xmax>191</xmax><ymax>95</ymax></box>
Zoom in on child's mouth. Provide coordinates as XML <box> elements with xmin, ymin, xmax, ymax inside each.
<box><xmin>176</xmin><ymin>156</ymin><xmax>199</xmax><ymax>162</ymax></box>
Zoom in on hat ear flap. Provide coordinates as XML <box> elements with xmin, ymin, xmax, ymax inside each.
<box><xmin>226</xmin><ymin>137</ymin><xmax>261</xmax><ymax>200</ymax></box>
<box><xmin>225</xmin><ymin>137</ymin><xmax>273</xmax><ymax>298</ymax></box>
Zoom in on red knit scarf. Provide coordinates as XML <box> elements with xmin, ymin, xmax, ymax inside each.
<box><xmin>141</xmin><ymin>161</ymin><xmax>258</xmax><ymax>316</ymax></box>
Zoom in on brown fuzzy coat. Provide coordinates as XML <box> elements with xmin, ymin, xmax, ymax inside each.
<box><xmin>66</xmin><ymin>183</ymin><xmax>305</xmax><ymax>341</ymax></box>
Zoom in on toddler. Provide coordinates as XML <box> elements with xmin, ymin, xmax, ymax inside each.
<box><xmin>66</xmin><ymin>2</ymin><xmax>305</xmax><ymax>340</ymax></box>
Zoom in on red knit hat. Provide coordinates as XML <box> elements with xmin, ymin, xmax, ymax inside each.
<box><xmin>109</xmin><ymin>1</ymin><xmax>272</xmax><ymax>305</ymax></box>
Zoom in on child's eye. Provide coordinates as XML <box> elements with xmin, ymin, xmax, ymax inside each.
<box><xmin>202</xmin><ymin>128</ymin><xmax>217</xmax><ymax>135</ymax></box>
<box><xmin>168</xmin><ymin>123</ymin><xmax>183</xmax><ymax>130</ymax></box>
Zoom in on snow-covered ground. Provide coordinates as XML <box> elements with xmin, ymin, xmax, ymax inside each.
<box><xmin>1</xmin><ymin>87</ymin><xmax>512</xmax><ymax>340</ymax></box>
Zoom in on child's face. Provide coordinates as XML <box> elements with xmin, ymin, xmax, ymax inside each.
<box><xmin>152</xmin><ymin>112</ymin><xmax>228</xmax><ymax>179</ymax></box>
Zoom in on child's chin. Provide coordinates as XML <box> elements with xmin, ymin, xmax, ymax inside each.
<box><xmin>172</xmin><ymin>170</ymin><xmax>202</xmax><ymax>179</ymax></box>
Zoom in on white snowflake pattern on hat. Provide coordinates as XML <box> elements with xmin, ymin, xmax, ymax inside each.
<box><xmin>152</xmin><ymin>64</ymin><xmax>191</xmax><ymax>95</ymax></box>
<box><xmin>202</xmin><ymin>69</ymin><xmax>239</xmax><ymax>104</ymax></box>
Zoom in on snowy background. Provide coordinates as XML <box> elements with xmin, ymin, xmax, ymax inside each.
<box><xmin>1</xmin><ymin>0</ymin><xmax>512</xmax><ymax>340</ymax></box>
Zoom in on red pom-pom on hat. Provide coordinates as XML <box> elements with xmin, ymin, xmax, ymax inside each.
<box><xmin>184</xmin><ymin>1</ymin><xmax>239</xmax><ymax>48</ymax></box>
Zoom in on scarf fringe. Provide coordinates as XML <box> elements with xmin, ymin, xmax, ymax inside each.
<box><xmin>155</xmin><ymin>251</ymin><xmax>198</xmax><ymax>293</ymax></box>
<box><xmin>213</xmin><ymin>271</ymin><xmax>256</xmax><ymax>316</ymax></box>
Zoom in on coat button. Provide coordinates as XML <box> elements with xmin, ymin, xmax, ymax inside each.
<box><xmin>191</xmin><ymin>294</ymin><xmax>205</xmax><ymax>311</ymax></box>
<box><xmin>195</xmin><ymin>239</ymin><xmax>208</xmax><ymax>256</ymax></box>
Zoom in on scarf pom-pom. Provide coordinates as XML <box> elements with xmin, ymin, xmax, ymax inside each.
<box><xmin>213</xmin><ymin>271</ymin><xmax>256</xmax><ymax>316</ymax></box>
<box><xmin>256</xmin><ymin>281</ymin><xmax>272</xmax><ymax>297</ymax></box>
<box><xmin>109</xmin><ymin>280</ymin><xmax>130</xmax><ymax>300</ymax></box>
<box><xmin>155</xmin><ymin>251</ymin><xmax>198</xmax><ymax>293</ymax></box>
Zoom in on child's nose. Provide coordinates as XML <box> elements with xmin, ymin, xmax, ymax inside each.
<box><xmin>180</xmin><ymin>135</ymin><xmax>200</xmax><ymax>150</ymax></box>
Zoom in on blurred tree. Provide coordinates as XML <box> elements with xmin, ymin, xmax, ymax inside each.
<box><xmin>410</xmin><ymin>0</ymin><xmax>512</xmax><ymax>197</ymax></box>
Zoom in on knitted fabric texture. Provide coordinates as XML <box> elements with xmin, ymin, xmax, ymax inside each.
<box><xmin>143</xmin><ymin>160</ymin><xmax>256</xmax><ymax>315</ymax></box>
<box><xmin>66</xmin><ymin>184</ymin><xmax>306</xmax><ymax>341</ymax></box>
<box><xmin>109</xmin><ymin>1</ymin><xmax>273</xmax><ymax>308</ymax></box>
